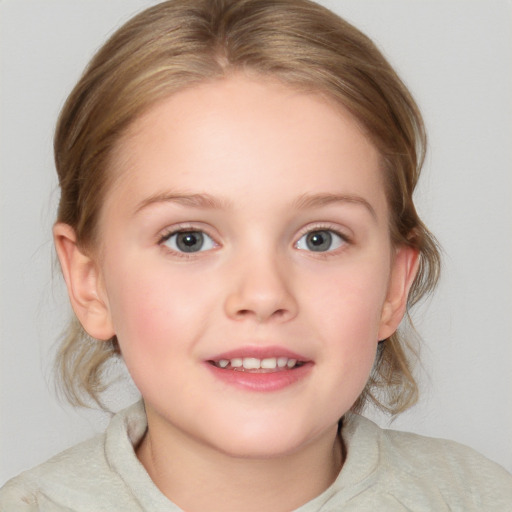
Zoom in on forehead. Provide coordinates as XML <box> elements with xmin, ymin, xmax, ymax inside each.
<box><xmin>108</xmin><ymin>75</ymin><xmax>385</xmax><ymax>214</ymax></box>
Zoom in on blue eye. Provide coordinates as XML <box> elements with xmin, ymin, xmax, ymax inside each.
<box><xmin>296</xmin><ymin>230</ymin><xmax>345</xmax><ymax>252</ymax></box>
<box><xmin>163</xmin><ymin>231</ymin><xmax>216</xmax><ymax>253</ymax></box>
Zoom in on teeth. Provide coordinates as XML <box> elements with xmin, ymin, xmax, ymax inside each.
<box><xmin>261</xmin><ymin>358</ymin><xmax>277</xmax><ymax>369</ymax></box>
<box><xmin>214</xmin><ymin>357</ymin><xmax>301</xmax><ymax>370</ymax></box>
<box><xmin>243</xmin><ymin>358</ymin><xmax>260</xmax><ymax>370</ymax></box>
<box><xmin>277</xmin><ymin>357</ymin><xmax>288</xmax><ymax>368</ymax></box>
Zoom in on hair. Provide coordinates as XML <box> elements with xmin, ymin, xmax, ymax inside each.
<box><xmin>54</xmin><ymin>0</ymin><xmax>440</xmax><ymax>413</ymax></box>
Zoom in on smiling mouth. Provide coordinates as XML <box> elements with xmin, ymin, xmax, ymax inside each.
<box><xmin>208</xmin><ymin>357</ymin><xmax>306</xmax><ymax>372</ymax></box>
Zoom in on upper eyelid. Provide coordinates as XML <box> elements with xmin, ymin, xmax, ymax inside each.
<box><xmin>155</xmin><ymin>221</ymin><xmax>353</xmax><ymax>246</ymax></box>
<box><xmin>158</xmin><ymin>228</ymin><xmax>219</xmax><ymax>259</ymax></box>
<box><xmin>157</xmin><ymin>223</ymin><xmax>218</xmax><ymax>244</ymax></box>
<box><xmin>294</xmin><ymin>223</ymin><xmax>352</xmax><ymax>241</ymax></box>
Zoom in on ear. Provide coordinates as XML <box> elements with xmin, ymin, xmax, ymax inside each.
<box><xmin>378</xmin><ymin>245</ymin><xmax>420</xmax><ymax>340</ymax></box>
<box><xmin>53</xmin><ymin>223</ymin><xmax>115</xmax><ymax>341</ymax></box>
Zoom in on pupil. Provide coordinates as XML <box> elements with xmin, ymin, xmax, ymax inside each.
<box><xmin>177</xmin><ymin>232</ymin><xmax>204</xmax><ymax>252</ymax></box>
<box><xmin>306</xmin><ymin>231</ymin><xmax>332</xmax><ymax>252</ymax></box>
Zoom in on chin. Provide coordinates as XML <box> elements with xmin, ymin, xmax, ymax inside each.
<box><xmin>201</xmin><ymin>416</ymin><xmax>336</xmax><ymax>460</ymax></box>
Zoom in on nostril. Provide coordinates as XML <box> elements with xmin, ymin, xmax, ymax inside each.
<box><xmin>234</xmin><ymin>307</ymin><xmax>290</xmax><ymax>322</ymax></box>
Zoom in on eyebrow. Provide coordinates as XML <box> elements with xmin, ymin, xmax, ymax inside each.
<box><xmin>293</xmin><ymin>193</ymin><xmax>377</xmax><ymax>220</ymax></box>
<box><xmin>134</xmin><ymin>191</ymin><xmax>377</xmax><ymax>219</ymax></box>
<box><xmin>134</xmin><ymin>192</ymin><xmax>232</xmax><ymax>214</ymax></box>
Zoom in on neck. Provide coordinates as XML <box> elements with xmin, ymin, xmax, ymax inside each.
<box><xmin>137</xmin><ymin>413</ymin><xmax>343</xmax><ymax>512</ymax></box>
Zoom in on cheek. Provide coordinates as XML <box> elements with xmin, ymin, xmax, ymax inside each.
<box><xmin>310</xmin><ymin>259</ymin><xmax>390</xmax><ymax>336</ymax></box>
<box><xmin>305</xmin><ymin>257</ymin><xmax>391</xmax><ymax>389</ymax></box>
<box><xmin>104</xmin><ymin>264</ymin><xmax>212</xmax><ymax>355</ymax></box>
<box><xmin>103</xmin><ymin>268</ymin><xmax>208</xmax><ymax>397</ymax></box>
<box><xmin>316</xmin><ymin>295</ymin><xmax>382</xmax><ymax>412</ymax></box>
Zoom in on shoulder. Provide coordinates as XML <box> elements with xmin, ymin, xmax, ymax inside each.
<box><xmin>0</xmin><ymin>402</ymin><xmax>149</xmax><ymax>511</ymax></box>
<box><xmin>0</xmin><ymin>434</ymin><xmax>109</xmax><ymax>511</ymax></box>
<box><xmin>384</xmin><ymin>424</ymin><xmax>512</xmax><ymax>499</ymax></box>
<box><xmin>340</xmin><ymin>414</ymin><xmax>512</xmax><ymax>510</ymax></box>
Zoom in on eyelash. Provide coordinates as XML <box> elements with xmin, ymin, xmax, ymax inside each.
<box><xmin>158</xmin><ymin>224</ymin><xmax>218</xmax><ymax>259</ymax></box>
<box><xmin>157</xmin><ymin>223</ymin><xmax>352</xmax><ymax>258</ymax></box>
<box><xmin>294</xmin><ymin>224</ymin><xmax>352</xmax><ymax>255</ymax></box>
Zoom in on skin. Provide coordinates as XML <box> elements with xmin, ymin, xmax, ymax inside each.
<box><xmin>54</xmin><ymin>75</ymin><xmax>418</xmax><ymax>511</ymax></box>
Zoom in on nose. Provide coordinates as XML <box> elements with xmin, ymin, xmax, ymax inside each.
<box><xmin>223</xmin><ymin>254</ymin><xmax>298</xmax><ymax>323</ymax></box>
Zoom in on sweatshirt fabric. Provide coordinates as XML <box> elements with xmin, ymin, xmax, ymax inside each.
<box><xmin>1</xmin><ymin>401</ymin><xmax>511</xmax><ymax>511</ymax></box>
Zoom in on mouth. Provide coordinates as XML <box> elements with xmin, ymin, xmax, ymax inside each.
<box><xmin>205</xmin><ymin>348</ymin><xmax>312</xmax><ymax>391</ymax></box>
<box><xmin>208</xmin><ymin>357</ymin><xmax>306</xmax><ymax>372</ymax></box>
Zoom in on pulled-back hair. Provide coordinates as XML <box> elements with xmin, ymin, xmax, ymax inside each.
<box><xmin>54</xmin><ymin>0</ymin><xmax>440</xmax><ymax>413</ymax></box>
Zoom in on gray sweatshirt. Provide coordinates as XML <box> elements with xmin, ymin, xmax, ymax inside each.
<box><xmin>1</xmin><ymin>401</ymin><xmax>511</xmax><ymax>511</ymax></box>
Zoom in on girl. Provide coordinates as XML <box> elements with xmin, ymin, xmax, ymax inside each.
<box><xmin>1</xmin><ymin>0</ymin><xmax>511</xmax><ymax>510</ymax></box>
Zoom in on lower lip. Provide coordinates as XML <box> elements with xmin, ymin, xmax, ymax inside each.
<box><xmin>205</xmin><ymin>362</ymin><xmax>313</xmax><ymax>392</ymax></box>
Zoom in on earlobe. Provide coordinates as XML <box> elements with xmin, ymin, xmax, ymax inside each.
<box><xmin>378</xmin><ymin>245</ymin><xmax>420</xmax><ymax>340</ymax></box>
<box><xmin>53</xmin><ymin>223</ymin><xmax>115</xmax><ymax>341</ymax></box>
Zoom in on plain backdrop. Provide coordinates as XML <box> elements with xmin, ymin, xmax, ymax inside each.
<box><xmin>1</xmin><ymin>0</ymin><xmax>511</xmax><ymax>485</ymax></box>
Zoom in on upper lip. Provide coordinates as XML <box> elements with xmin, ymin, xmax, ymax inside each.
<box><xmin>207</xmin><ymin>345</ymin><xmax>310</xmax><ymax>362</ymax></box>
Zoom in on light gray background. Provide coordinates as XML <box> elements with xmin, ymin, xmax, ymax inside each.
<box><xmin>1</xmin><ymin>0</ymin><xmax>511</xmax><ymax>485</ymax></box>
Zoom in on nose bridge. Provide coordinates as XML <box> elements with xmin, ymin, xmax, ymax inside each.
<box><xmin>223</xmin><ymin>242</ymin><xmax>297</xmax><ymax>323</ymax></box>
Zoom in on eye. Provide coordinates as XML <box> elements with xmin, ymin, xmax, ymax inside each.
<box><xmin>295</xmin><ymin>229</ymin><xmax>346</xmax><ymax>252</ymax></box>
<box><xmin>162</xmin><ymin>230</ymin><xmax>216</xmax><ymax>253</ymax></box>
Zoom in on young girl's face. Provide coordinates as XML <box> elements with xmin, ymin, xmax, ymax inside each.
<box><xmin>82</xmin><ymin>75</ymin><xmax>415</xmax><ymax>458</ymax></box>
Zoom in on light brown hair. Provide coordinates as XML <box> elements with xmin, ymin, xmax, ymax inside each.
<box><xmin>54</xmin><ymin>0</ymin><xmax>440</xmax><ymax>413</ymax></box>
